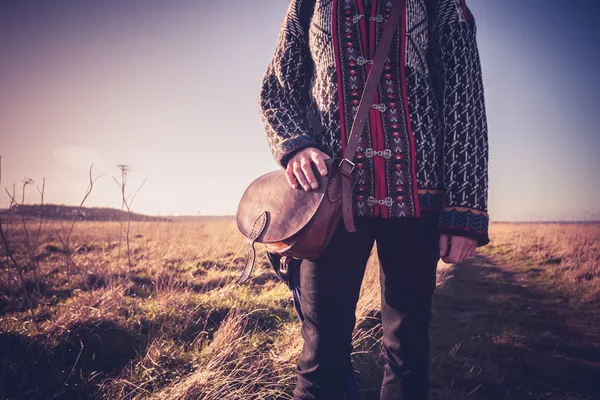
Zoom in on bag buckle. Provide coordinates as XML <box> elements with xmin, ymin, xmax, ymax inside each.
<box><xmin>338</xmin><ymin>158</ymin><xmax>355</xmax><ymax>177</ymax></box>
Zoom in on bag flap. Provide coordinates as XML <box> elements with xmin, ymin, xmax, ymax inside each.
<box><xmin>237</xmin><ymin>158</ymin><xmax>340</xmax><ymax>243</ymax></box>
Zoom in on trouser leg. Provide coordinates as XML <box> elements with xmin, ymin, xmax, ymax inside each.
<box><xmin>293</xmin><ymin>217</ymin><xmax>375</xmax><ymax>400</ymax></box>
<box><xmin>375</xmin><ymin>214</ymin><xmax>441</xmax><ymax>400</ymax></box>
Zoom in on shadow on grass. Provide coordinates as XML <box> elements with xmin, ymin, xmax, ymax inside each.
<box><xmin>352</xmin><ymin>254</ymin><xmax>599</xmax><ymax>400</ymax></box>
<box><xmin>427</xmin><ymin>254</ymin><xmax>600</xmax><ymax>400</ymax></box>
<box><xmin>0</xmin><ymin>320</ymin><xmax>147</xmax><ymax>400</ymax></box>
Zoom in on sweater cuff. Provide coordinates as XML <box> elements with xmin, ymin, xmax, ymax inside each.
<box><xmin>438</xmin><ymin>206</ymin><xmax>490</xmax><ymax>247</ymax></box>
<box><xmin>276</xmin><ymin>134</ymin><xmax>325</xmax><ymax>169</ymax></box>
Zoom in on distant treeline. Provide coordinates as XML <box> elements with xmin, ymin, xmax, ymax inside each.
<box><xmin>0</xmin><ymin>204</ymin><xmax>171</xmax><ymax>222</ymax></box>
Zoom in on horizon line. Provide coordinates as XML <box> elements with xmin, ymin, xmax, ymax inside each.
<box><xmin>3</xmin><ymin>203</ymin><xmax>600</xmax><ymax>224</ymax></box>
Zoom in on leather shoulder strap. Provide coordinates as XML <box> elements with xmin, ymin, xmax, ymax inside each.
<box><xmin>342</xmin><ymin>0</ymin><xmax>405</xmax><ymax>162</ymax></box>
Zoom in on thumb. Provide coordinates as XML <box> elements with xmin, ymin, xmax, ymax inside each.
<box><xmin>439</xmin><ymin>234</ymin><xmax>449</xmax><ymax>258</ymax></box>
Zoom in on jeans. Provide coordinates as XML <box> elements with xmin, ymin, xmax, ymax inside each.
<box><xmin>268</xmin><ymin>212</ymin><xmax>441</xmax><ymax>400</ymax></box>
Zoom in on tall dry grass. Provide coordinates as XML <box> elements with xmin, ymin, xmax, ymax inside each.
<box><xmin>0</xmin><ymin>219</ymin><xmax>598</xmax><ymax>399</ymax></box>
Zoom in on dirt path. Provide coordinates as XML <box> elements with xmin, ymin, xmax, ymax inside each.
<box><xmin>427</xmin><ymin>254</ymin><xmax>600</xmax><ymax>400</ymax></box>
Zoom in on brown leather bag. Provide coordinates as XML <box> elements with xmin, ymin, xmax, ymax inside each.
<box><xmin>236</xmin><ymin>0</ymin><xmax>405</xmax><ymax>283</ymax></box>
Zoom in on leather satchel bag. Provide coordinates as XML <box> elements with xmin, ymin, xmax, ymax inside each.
<box><xmin>235</xmin><ymin>0</ymin><xmax>405</xmax><ymax>283</ymax></box>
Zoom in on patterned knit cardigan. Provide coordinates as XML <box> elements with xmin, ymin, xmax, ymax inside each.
<box><xmin>259</xmin><ymin>0</ymin><xmax>490</xmax><ymax>246</ymax></box>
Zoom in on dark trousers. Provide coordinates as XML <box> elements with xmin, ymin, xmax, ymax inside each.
<box><xmin>288</xmin><ymin>213</ymin><xmax>441</xmax><ymax>400</ymax></box>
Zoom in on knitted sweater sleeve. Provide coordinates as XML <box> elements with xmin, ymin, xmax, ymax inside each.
<box><xmin>259</xmin><ymin>0</ymin><xmax>325</xmax><ymax>169</ymax></box>
<box><xmin>429</xmin><ymin>0</ymin><xmax>490</xmax><ymax>247</ymax></box>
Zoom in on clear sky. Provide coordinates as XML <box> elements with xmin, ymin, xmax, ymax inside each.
<box><xmin>1</xmin><ymin>0</ymin><xmax>598</xmax><ymax>221</ymax></box>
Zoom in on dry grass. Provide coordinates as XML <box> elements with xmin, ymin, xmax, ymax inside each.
<box><xmin>484</xmin><ymin>222</ymin><xmax>600</xmax><ymax>302</ymax></box>
<box><xmin>0</xmin><ymin>219</ymin><xmax>598</xmax><ymax>399</ymax></box>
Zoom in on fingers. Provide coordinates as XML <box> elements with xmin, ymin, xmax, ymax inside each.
<box><xmin>469</xmin><ymin>242</ymin><xmax>477</xmax><ymax>258</ymax></box>
<box><xmin>286</xmin><ymin>148</ymin><xmax>333</xmax><ymax>191</ymax></box>
<box><xmin>300</xmin><ymin>158</ymin><xmax>319</xmax><ymax>190</ymax></box>
<box><xmin>463</xmin><ymin>238</ymin><xmax>477</xmax><ymax>260</ymax></box>
<box><xmin>441</xmin><ymin>235</ymin><xmax>478</xmax><ymax>264</ymax></box>
<box><xmin>457</xmin><ymin>240</ymin><xmax>472</xmax><ymax>263</ymax></box>
<box><xmin>443</xmin><ymin>236</ymin><xmax>463</xmax><ymax>264</ymax></box>
<box><xmin>311</xmin><ymin>152</ymin><xmax>329</xmax><ymax>177</ymax></box>
<box><xmin>293</xmin><ymin>162</ymin><xmax>311</xmax><ymax>191</ymax></box>
<box><xmin>285</xmin><ymin>165</ymin><xmax>298</xmax><ymax>189</ymax></box>
<box><xmin>439</xmin><ymin>234</ymin><xmax>449</xmax><ymax>258</ymax></box>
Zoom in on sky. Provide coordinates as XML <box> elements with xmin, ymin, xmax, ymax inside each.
<box><xmin>0</xmin><ymin>0</ymin><xmax>598</xmax><ymax>221</ymax></box>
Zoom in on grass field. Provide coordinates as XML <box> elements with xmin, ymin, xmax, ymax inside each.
<box><xmin>0</xmin><ymin>219</ymin><xmax>599</xmax><ymax>399</ymax></box>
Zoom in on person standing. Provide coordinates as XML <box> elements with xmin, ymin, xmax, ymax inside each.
<box><xmin>259</xmin><ymin>0</ymin><xmax>490</xmax><ymax>398</ymax></box>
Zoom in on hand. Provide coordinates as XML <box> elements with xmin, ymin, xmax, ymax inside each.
<box><xmin>286</xmin><ymin>147</ymin><xmax>331</xmax><ymax>191</ymax></box>
<box><xmin>439</xmin><ymin>234</ymin><xmax>477</xmax><ymax>264</ymax></box>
